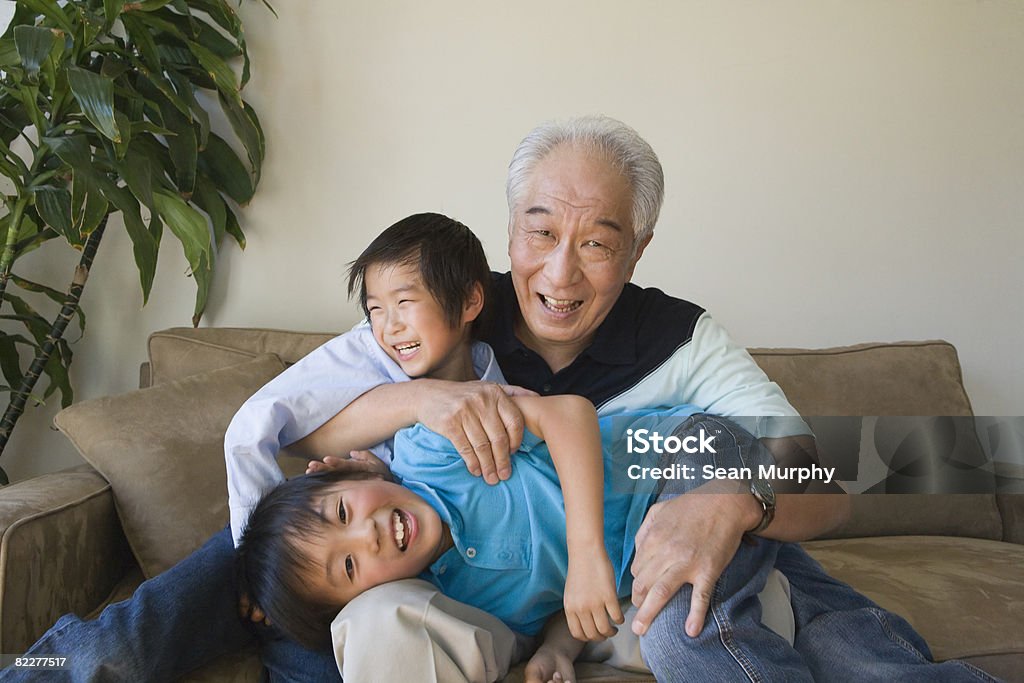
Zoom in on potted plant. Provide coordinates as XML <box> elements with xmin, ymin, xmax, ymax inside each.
<box><xmin>0</xmin><ymin>0</ymin><xmax>270</xmax><ymax>481</ymax></box>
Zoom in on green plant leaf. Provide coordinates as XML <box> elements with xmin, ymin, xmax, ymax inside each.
<box><xmin>71</xmin><ymin>171</ymin><xmax>109</xmax><ymax>238</ymax></box>
<box><xmin>2</xmin><ymin>293</ymin><xmax>51</xmax><ymax>345</ymax></box>
<box><xmin>0</xmin><ymin>334</ymin><xmax>27</xmax><ymax>393</ymax></box>
<box><xmin>67</xmin><ymin>66</ymin><xmax>121</xmax><ymax>142</ymax></box>
<box><xmin>152</xmin><ymin>188</ymin><xmax>211</xmax><ymax>272</ymax></box>
<box><xmin>34</xmin><ymin>186</ymin><xmax>80</xmax><ymax>246</ymax></box>
<box><xmin>118</xmin><ymin>147</ymin><xmax>156</xmax><ymax>209</ymax></box>
<box><xmin>155</xmin><ymin>94</ymin><xmax>196</xmax><ymax>197</ymax></box>
<box><xmin>186</xmin><ymin>41</ymin><xmax>239</xmax><ymax>104</ymax></box>
<box><xmin>219</xmin><ymin>91</ymin><xmax>262</xmax><ymax>185</ymax></box>
<box><xmin>127</xmin><ymin>0</ymin><xmax>177</xmax><ymax>12</ymax></box>
<box><xmin>197</xmin><ymin>133</ymin><xmax>252</xmax><ymax>204</ymax></box>
<box><xmin>120</xmin><ymin>14</ymin><xmax>162</xmax><ymax>72</ymax></box>
<box><xmin>192</xmin><ymin>177</ymin><xmax>225</xmax><ymax>243</ymax></box>
<box><xmin>43</xmin><ymin>133</ymin><xmax>91</xmax><ymax>166</ymax></box>
<box><xmin>130</xmin><ymin>55</ymin><xmax>191</xmax><ymax>118</ymax></box>
<box><xmin>188</xmin><ymin>0</ymin><xmax>250</xmax><ymax>85</ymax></box>
<box><xmin>0</xmin><ymin>39</ymin><xmax>21</xmax><ymax>67</ymax></box>
<box><xmin>224</xmin><ymin>203</ymin><xmax>244</xmax><ymax>249</ymax></box>
<box><xmin>17</xmin><ymin>0</ymin><xmax>75</xmax><ymax>35</ymax></box>
<box><xmin>190</xmin><ymin>249</ymin><xmax>211</xmax><ymax>326</ymax></box>
<box><xmin>11</xmin><ymin>274</ymin><xmax>85</xmax><ymax>337</ymax></box>
<box><xmin>42</xmin><ymin>349</ymin><xmax>73</xmax><ymax>407</ymax></box>
<box><xmin>104</xmin><ymin>183</ymin><xmax>159</xmax><ymax>302</ymax></box>
<box><xmin>168</xmin><ymin>70</ymin><xmax>208</xmax><ymax>149</ymax></box>
<box><xmin>102</xmin><ymin>0</ymin><xmax>127</xmax><ymax>31</ymax></box>
<box><xmin>17</xmin><ymin>84</ymin><xmax>47</xmax><ymax>135</ymax></box>
<box><xmin>13</xmin><ymin>25</ymin><xmax>56</xmax><ymax>81</ymax></box>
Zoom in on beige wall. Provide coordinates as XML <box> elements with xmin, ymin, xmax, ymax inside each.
<box><xmin>4</xmin><ymin>0</ymin><xmax>1022</xmax><ymax>482</ymax></box>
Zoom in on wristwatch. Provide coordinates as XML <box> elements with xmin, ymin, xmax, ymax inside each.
<box><xmin>747</xmin><ymin>478</ymin><xmax>776</xmax><ymax>534</ymax></box>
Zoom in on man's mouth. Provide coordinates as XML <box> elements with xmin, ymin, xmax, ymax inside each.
<box><xmin>391</xmin><ymin>509</ymin><xmax>412</xmax><ymax>551</ymax></box>
<box><xmin>539</xmin><ymin>294</ymin><xmax>582</xmax><ymax>314</ymax></box>
<box><xmin>392</xmin><ymin>342</ymin><xmax>421</xmax><ymax>361</ymax></box>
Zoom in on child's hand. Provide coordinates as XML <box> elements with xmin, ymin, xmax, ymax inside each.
<box><xmin>305</xmin><ymin>449</ymin><xmax>392</xmax><ymax>480</ymax></box>
<box><xmin>524</xmin><ymin>645</ymin><xmax>576</xmax><ymax>683</ymax></box>
<box><xmin>564</xmin><ymin>550</ymin><xmax>624</xmax><ymax>641</ymax></box>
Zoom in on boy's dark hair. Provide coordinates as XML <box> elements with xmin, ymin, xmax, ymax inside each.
<box><xmin>347</xmin><ymin>212</ymin><xmax>492</xmax><ymax>337</ymax></box>
<box><xmin>235</xmin><ymin>469</ymin><xmax>386</xmax><ymax>650</ymax></box>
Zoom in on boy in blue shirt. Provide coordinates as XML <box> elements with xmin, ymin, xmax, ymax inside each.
<box><xmin>236</xmin><ymin>212</ymin><xmax>773</xmax><ymax>682</ymax></box>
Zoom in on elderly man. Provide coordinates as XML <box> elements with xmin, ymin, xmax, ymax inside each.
<box><xmin>4</xmin><ymin>117</ymin><xmax>992</xmax><ymax>683</ymax></box>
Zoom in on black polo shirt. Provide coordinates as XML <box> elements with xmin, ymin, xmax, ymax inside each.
<box><xmin>483</xmin><ymin>272</ymin><xmax>706</xmax><ymax>410</ymax></box>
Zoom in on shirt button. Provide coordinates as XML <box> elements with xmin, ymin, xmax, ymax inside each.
<box><xmin>542</xmin><ymin>383</ymin><xmax>551</xmax><ymax>393</ymax></box>
<box><xmin>438</xmin><ymin>565</ymin><xmax>447</xmax><ymax>575</ymax></box>
<box><xmin>498</xmin><ymin>550</ymin><xmax>512</xmax><ymax>560</ymax></box>
<box><xmin>466</xmin><ymin>547</ymin><xmax>477</xmax><ymax>558</ymax></box>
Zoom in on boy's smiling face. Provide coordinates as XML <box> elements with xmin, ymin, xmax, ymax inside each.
<box><xmin>364</xmin><ymin>261</ymin><xmax>481</xmax><ymax>381</ymax></box>
<box><xmin>297</xmin><ymin>478</ymin><xmax>448</xmax><ymax>607</ymax></box>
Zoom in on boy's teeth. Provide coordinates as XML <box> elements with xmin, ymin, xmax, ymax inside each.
<box><xmin>541</xmin><ymin>295</ymin><xmax>581</xmax><ymax>313</ymax></box>
<box><xmin>392</xmin><ymin>510</ymin><xmax>407</xmax><ymax>550</ymax></box>
<box><xmin>395</xmin><ymin>342</ymin><xmax>420</xmax><ymax>352</ymax></box>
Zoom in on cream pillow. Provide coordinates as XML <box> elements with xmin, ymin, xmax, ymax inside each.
<box><xmin>54</xmin><ymin>354</ymin><xmax>286</xmax><ymax>577</ymax></box>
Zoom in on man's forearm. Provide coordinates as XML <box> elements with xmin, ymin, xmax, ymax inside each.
<box><xmin>692</xmin><ymin>480</ymin><xmax>851</xmax><ymax>543</ymax></box>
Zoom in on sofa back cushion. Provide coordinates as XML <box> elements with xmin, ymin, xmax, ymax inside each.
<box><xmin>148</xmin><ymin>327</ymin><xmax>336</xmax><ymax>385</ymax></box>
<box><xmin>54</xmin><ymin>354</ymin><xmax>287</xmax><ymax>577</ymax></box>
<box><xmin>750</xmin><ymin>341</ymin><xmax>1002</xmax><ymax>541</ymax></box>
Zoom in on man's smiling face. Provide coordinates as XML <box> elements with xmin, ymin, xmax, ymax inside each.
<box><xmin>508</xmin><ymin>144</ymin><xmax>650</xmax><ymax>370</ymax></box>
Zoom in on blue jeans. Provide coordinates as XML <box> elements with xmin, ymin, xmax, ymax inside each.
<box><xmin>638</xmin><ymin>415</ymin><xmax>1000</xmax><ymax>682</ymax></box>
<box><xmin>0</xmin><ymin>526</ymin><xmax>340</xmax><ymax>683</ymax></box>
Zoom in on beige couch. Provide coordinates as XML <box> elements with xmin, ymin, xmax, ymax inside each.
<box><xmin>1</xmin><ymin>328</ymin><xmax>1021</xmax><ymax>682</ymax></box>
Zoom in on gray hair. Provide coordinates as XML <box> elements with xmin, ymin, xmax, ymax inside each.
<box><xmin>506</xmin><ymin>116</ymin><xmax>665</xmax><ymax>245</ymax></box>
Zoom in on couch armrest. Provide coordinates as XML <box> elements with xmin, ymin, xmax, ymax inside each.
<box><xmin>0</xmin><ymin>465</ymin><xmax>135</xmax><ymax>654</ymax></box>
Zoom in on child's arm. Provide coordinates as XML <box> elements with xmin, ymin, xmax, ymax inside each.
<box><xmin>513</xmin><ymin>394</ymin><xmax>624</xmax><ymax>641</ymax></box>
<box><xmin>523</xmin><ymin>611</ymin><xmax>585</xmax><ymax>683</ymax></box>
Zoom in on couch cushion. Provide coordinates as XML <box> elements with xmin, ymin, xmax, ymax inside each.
<box><xmin>804</xmin><ymin>536</ymin><xmax>1024</xmax><ymax>664</ymax></box>
<box><xmin>148</xmin><ymin>327</ymin><xmax>336</xmax><ymax>385</ymax></box>
<box><xmin>748</xmin><ymin>341</ymin><xmax>974</xmax><ymax>417</ymax></box>
<box><xmin>53</xmin><ymin>355</ymin><xmax>287</xmax><ymax>578</ymax></box>
<box><xmin>751</xmin><ymin>341</ymin><xmax>1003</xmax><ymax>541</ymax></box>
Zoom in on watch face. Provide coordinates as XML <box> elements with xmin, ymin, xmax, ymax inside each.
<box><xmin>751</xmin><ymin>478</ymin><xmax>776</xmax><ymax>507</ymax></box>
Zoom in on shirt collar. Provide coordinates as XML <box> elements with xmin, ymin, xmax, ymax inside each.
<box><xmin>579</xmin><ymin>284</ymin><xmax>637</xmax><ymax>366</ymax></box>
<box><xmin>488</xmin><ymin>272</ymin><xmax>637</xmax><ymax>366</ymax></box>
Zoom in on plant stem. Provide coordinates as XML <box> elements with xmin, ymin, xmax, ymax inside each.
<box><xmin>0</xmin><ymin>196</ymin><xmax>30</xmax><ymax>306</ymax></box>
<box><xmin>0</xmin><ymin>217</ymin><xmax>107</xmax><ymax>460</ymax></box>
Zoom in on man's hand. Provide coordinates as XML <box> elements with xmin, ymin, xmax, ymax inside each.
<box><xmin>415</xmin><ymin>380</ymin><xmax>534</xmax><ymax>485</ymax></box>
<box><xmin>306</xmin><ymin>449</ymin><xmax>392</xmax><ymax>479</ymax></box>
<box><xmin>629</xmin><ymin>486</ymin><xmax>758</xmax><ymax>637</ymax></box>
<box><xmin>564</xmin><ymin>549</ymin><xmax>624</xmax><ymax>641</ymax></box>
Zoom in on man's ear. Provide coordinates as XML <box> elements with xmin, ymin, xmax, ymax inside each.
<box><xmin>625</xmin><ymin>233</ymin><xmax>654</xmax><ymax>282</ymax></box>
<box><xmin>462</xmin><ymin>281</ymin><xmax>485</xmax><ymax>325</ymax></box>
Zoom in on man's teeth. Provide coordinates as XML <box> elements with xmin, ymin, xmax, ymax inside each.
<box><xmin>392</xmin><ymin>510</ymin><xmax>407</xmax><ymax>550</ymax></box>
<box><xmin>541</xmin><ymin>295</ymin><xmax>581</xmax><ymax>313</ymax></box>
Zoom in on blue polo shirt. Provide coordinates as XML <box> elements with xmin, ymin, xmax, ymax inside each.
<box><xmin>388</xmin><ymin>405</ymin><xmax>700</xmax><ymax>636</ymax></box>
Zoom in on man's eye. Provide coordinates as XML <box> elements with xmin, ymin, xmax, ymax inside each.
<box><xmin>585</xmin><ymin>240</ymin><xmax>604</xmax><ymax>248</ymax></box>
<box><xmin>531</xmin><ymin>229</ymin><xmax>552</xmax><ymax>237</ymax></box>
<box><xmin>338</xmin><ymin>498</ymin><xmax>347</xmax><ymax>524</ymax></box>
<box><xmin>345</xmin><ymin>556</ymin><xmax>354</xmax><ymax>580</ymax></box>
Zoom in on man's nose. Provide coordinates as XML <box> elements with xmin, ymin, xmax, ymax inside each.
<box><xmin>544</xmin><ymin>240</ymin><xmax>582</xmax><ymax>288</ymax></box>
